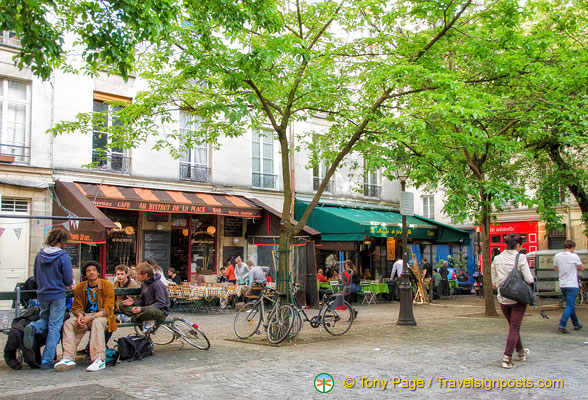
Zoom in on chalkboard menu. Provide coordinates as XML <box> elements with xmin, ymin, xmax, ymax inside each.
<box><xmin>64</xmin><ymin>244</ymin><xmax>81</xmax><ymax>269</ymax></box>
<box><xmin>143</xmin><ymin>231</ymin><xmax>170</xmax><ymax>272</ymax></box>
<box><xmin>224</xmin><ymin>217</ymin><xmax>243</xmax><ymax>237</ymax></box>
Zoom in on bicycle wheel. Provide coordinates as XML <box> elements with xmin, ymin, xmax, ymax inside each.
<box><xmin>173</xmin><ymin>320</ymin><xmax>211</xmax><ymax>350</ymax></box>
<box><xmin>289</xmin><ymin>308</ymin><xmax>303</xmax><ymax>338</ymax></box>
<box><xmin>234</xmin><ymin>302</ymin><xmax>262</xmax><ymax>339</ymax></box>
<box><xmin>267</xmin><ymin>303</ymin><xmax>295</xmax><ymax>344</ymax></box>
<box><xmin>322</xmin><ymin>300</ymin><xmax>354</xmax><ymax>336</ymax></box>
<box><xmin>576</xmin><ymin>290</ymin><xmax>584</xmax><ymax>306</ymax></box>
<box><xmin>134</xmin><ymin>323</ymin><xmax>176</xmax><ymax>345</ymax></box>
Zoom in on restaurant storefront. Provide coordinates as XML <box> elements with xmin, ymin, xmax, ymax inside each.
<box><xmin>53</xmin><ymin>180</ymin><xmax>261</xmax><ymax>281</ymax></box>
<box><xmin>294</xmin><ymin>200</ymin><xmax>469</xmax><ymax>280</ymax></box>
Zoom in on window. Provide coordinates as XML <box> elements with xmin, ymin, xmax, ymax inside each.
<box><xmin>92</xmin><ymin>93</ymin><xmax>130</xmax><ymax>173</ymax></box>
<box><xmin>0</xmin><ymin>197</ymin><xmax>28</xmax><ymax>213</ymax></box>
<box><xmin>364</xmin><ymin>162</ymin><xmax>380</xmax><ymax>197</ymax></box>
<box><xmin>179</xmin><ymin>111</ymin><xmax>209</xmax><ymax>182</ymax></box>
<box><xmin>312</xmin><ymin>134</ymin><xmax>332</xmax><ymax>193</ymax></box>
<box><xmin>0</xmin><ymin>78</ymin><xmax>30</xmax><ymax>163</ymax></box>
<box><xmin>252</xmin><ymin>128</ymin><xmax>276</xmax><ymax>189</ymax></box>
<box><xmin>422</xmin><ymin>196</ymin><xmax>434</xmax><ymax>219</ymax></box>
<box><xmin>547</xmin><ymin>225</ymin><xmax>566</xmax><ymax>250</ymax></box>
<box><xmin>0</xmin><ymin>31</ymin><xmax>20</xmax><ymax>47</ymax></box>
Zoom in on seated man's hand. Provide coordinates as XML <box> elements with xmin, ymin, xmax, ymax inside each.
<box><xmin>131</xmin><ymin>306</ymin><xmax>142</xmax><ymax>314</ymax></box>
<box><xmin>122</xmin><ymin>297</ymin><xmax>134</xmax><ymax>306</ymax></box>
<box><xmin>76</xmin><ymin>313</ymin><xmax>88</xmax><ymax>328</ymax></box>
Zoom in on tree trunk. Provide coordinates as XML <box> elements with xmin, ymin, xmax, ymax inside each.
<box><xmin>480</xmin><ymin>193</ymin><xmax>498</xmax><ymax>316</ymax></box>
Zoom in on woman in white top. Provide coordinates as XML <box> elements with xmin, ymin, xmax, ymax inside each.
<box><xmin>491</xmin><ymin>234</ymin><xmax>534</xmax><ymax>369</ymax></box>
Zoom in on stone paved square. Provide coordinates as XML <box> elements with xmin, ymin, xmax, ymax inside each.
<box><xmin>1</xmin><ymin>297</ymin><xmax>586</xmax><ymax>399</ymax></box>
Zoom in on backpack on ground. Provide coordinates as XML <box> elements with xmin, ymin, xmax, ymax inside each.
<box><xmin>3</xmin><ymin>306</ymin><xmax>44</xmax><ymax>370</ymax></box>
<box><xmin>105</xmin><ymin>347</ymin><xmax>120</xmax><ymax>366</ymax></box>
<box><xmin>117</xmin><ymin>335</ymin><xmax>154</xmax><ymax>361</ymax></box>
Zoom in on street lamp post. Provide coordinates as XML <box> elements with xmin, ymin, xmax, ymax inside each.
<box><xmin>396</xmin><ymin>177</ymin><xmax>417</xmax><ymax>326</ymax></box>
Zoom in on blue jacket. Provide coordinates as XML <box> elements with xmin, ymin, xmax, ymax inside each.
<box><xmin>33</xmin><ymin>247</ymin><xmax>73</xmax><ymax>302</ymax></box>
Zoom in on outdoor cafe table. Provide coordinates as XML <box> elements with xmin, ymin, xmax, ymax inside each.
<box><xmin>361</xmin><ymin>282</ymin><xmax>389</xmax><ymax>295</ymax></box>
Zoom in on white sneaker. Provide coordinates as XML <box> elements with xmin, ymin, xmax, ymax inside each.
<box><xmin>142</xmin><ymin>320</ymin><xmax>155</xmax><ymax>334</ymax></box>
<box><xmin>55</xmin><ymin>358</ymin><xmax>76</xmax><ymax>371</ymax></box>
<box><xmin>517</xmin><ymin>348</ymin><xmax>530</xmax><ymax>362</ymax></box>
<box><xmin>86</xmin><ymin>358</ymin><xmax>105</xmax><ymax>372</ymax></box>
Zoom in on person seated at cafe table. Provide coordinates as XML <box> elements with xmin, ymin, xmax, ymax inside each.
<box><xmin>119</xmin><ymin>262</ymin><xmax>170</xmax><ymax>333</ymax></box>
<box><xmin>191</xmin><ymin>267</ymin><xmax>206</xmax><ymax>286</ymax></box>
<box><xmin>362</xmin><ymin>268</ymin><xmax>373</xmax><ymax>281</ymax></box>
<box><xmin>317</xmin><ymin>268</ymin><xmax>328</xmax><ymax>283</ymax></box>
<box><xmin>167</xmin><ymin>267</ymin><xmax>182</xmax><ymax>285</ymax></box>
<box><xmin>55</xmin><ymin>260</ymin><xmax>116</xmax><ymax>372</ymax></box>
<box><xmin>330</xmin><ymin>270</ymin><xmax>341</xmax><ymax>282</ymax></box>
<box><xmin>217</xmin><ymin>266</ymin><xmax>229</xmax><ymax>283</ymax></box>
<box><xmin>264</xmin><ymin>267</ymin><xmax>273</xmax><ymax>283</ymax></box>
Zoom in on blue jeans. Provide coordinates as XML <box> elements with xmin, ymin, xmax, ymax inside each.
<box><xmin>560</xmin><ymin>287</ymin><xmax>579</xmax><ymax>328</ymax></box>
<box><xmin>29</xmin><ymin>298</ymin><xmax>66</xmax><ymax>364</ymax></box>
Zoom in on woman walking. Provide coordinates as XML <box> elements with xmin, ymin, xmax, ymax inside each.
<box><xmin>491</xmin><ymin>234</ymin><xmax>534</xmax><ymax>368</ymax></box>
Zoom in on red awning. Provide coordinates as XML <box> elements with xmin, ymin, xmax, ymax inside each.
<box><xmin>74</xmin><ymin>183</ymin><xmax>262</xmax><ymax>218</ymax></box>
<box><xmin>53</xmin><ymin>181</ymin><xmax>117</xmax><ymax>244</ymax></box>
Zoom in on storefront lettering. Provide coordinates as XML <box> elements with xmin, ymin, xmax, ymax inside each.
<box><xmin>149</xmin><ymin>203</ymin><xmax>171</xmax><ymax>211</ymax></box>
<box><xmin>117</xmin><ymin>201</ymin><xmax>131</xmax><ymax>209</ymax></box>
<box><xmin>138</xmin><ymin>202</ymin><xmax>148</xmax><ymax>209</ymax></box>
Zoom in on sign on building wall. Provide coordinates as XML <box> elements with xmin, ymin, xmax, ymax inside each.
<box><xmin>386</xmin><ymin>238</ymin><xmax>396</xmax><ymax>260</ymax></box>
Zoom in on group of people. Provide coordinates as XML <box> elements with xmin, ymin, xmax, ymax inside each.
<box><xmin>218</xmin><ymin>257</ymin><xmax>272</xmax><ymax>288</ymax></box>
<box><xmin>23</xmin><ymin>228</ymin><xmax>171</xmax><ymax>372</ymax></box>
<box><xmin>492</xmin><ymin>235</ymin><xmax>584</xmax><ymax>369</ymax></box>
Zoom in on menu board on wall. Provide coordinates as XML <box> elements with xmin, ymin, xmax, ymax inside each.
<box><xmin>143</xmin><ymin>231</ymin><xmax>170</xmax><ymax>273</ymax></box>
<box><xmin>224</xmin><ymin>217</ymin><xmax>243</xmax><ymax>237</ymax></box>
<box><xmin>64</xmin><ymin>244</ymin><xmax>81</xmax><ymax>269</ymax></box>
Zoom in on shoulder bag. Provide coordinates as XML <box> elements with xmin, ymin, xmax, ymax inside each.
<box><xmin>500</xmin><ymin>253</ymin><xmax>534</xmax><ymax>306</ymax></box>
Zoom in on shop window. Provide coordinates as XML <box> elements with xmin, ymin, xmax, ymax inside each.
<box><xmin>252</xmin><ymin>128</ymin><xmax>277</xmax><ymax>189</ymax></box>
<box><xmin>92</xmin><ymin>92</ymin><xmax>131</xmax><ymax>174</ymax></box>
<box><xmin>422</xmin><ymin>196</ymin><xmax>434</xmax><ymax>219</ymax></box>
<box><xmin>103</xmin><ymin>209</ymin><xmax>138</xmax><ymax>275</ymax></box>
<box><xmin>491</xmin><ymin>235</ymin><xmax>501</xmax><ymax>243</ymax></box>
<box><xmin>191</xmin><ymin>215</ymin><xmax>217</xmax><ymax>273</ymax></box>
<box><xmin>0</xmin><ymin>78</ymin><xmax>30</xmax><ymax>164</ymax></box>
<box><xmin>1</xmin><ymin>31</ymin><xmax>20</xmax><ymax>47</ymax></box>
<box><xmin>179</xmin><ymin>111</ymin><xmax>210</xmax><ymax>182</ymax></box>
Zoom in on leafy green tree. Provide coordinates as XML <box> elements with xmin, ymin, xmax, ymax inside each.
<box><xmin>52</xmin><ymin>0</ymin><xmax>520</xmax><ymax>295</ymax></box>
<box><xmin>0</xmin><ymin>0</ymin><xmax>278</xmax><ymax>80</ymax></box>
<box><xmin>522</xmin><ymin>0</ymin><xmax>588</xmax><ymax>237</ymax></box>
<box><xmin>364</xmin><ymin>1</ymin><xmax>545</xmax><ymax>316</ymax></box>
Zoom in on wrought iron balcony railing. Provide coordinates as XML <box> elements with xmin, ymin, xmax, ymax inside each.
<box><xmin>0</xmin><ymin>143</ymin><xmax>30</xmax><ymax>164</ymax></box>
<box><xmin>252</xmin><ymin>172</ymin><xmax>277</xmax><ymax>189</ymax></box>
<box><xmin>179</xmin><ymin>162</ymin><xmax>210</xmax><ymax>183</ymax></box>
<box><xmin>363</xmin><ymin>183</ymin><xmax>381</xmax><ymax>198</ymax></box>
<box><xmin>91</xmin><ymin>151</ymin><xmax>130</xmax><ymax>174</ymax></box>
<box><xmin>313</xmin><ymin>176</ymin><xmax>333</xmax><ymax>193</ymax></box>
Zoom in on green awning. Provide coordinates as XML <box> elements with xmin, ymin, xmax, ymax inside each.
<box><xmin>295</xmin><ymin>201</ymin><xmax>469</xmax><ymax>244</ymax></box>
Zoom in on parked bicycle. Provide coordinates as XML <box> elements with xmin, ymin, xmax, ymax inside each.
<box><xmin>134</xmin><ymin>315</ymin><xmax>210</xmax><ymax>350</ymax></box>
<box><xmin>558</xmin><ymin>278</ymin><xmax>588</xmax><ymax>308</ymax></box>
<box><xmin>233</xmin><ymin>284</ymin><xmax>295</xmax><ymax>344</ymax></box>
<box><xmin>289</xmin><ymin>283</ymin><xmax>355</xmax><ymax>337</ymax></box>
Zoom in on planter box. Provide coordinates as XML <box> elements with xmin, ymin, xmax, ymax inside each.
<box><xmin>0</xmin><ymin>154</ymin><xmax>15</xmax><ymax>163</ymax></box>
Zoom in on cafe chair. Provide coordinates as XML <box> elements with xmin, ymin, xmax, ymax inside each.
<box><xmin>360</xmin><ymin>281</ymin><xmax>376</xmax><ymax>305</ymax></box>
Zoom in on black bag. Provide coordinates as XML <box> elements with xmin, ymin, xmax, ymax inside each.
<box><xmin>3</xmin><ymin>306</ymin><xmax>43</xmax><ymax>370</ymax></box>
<box><xmin>500</xmin><ymin>253</ymin><xmax>534</xmax><ymax>306</ymax></box>
<box><xmin>117</xmin><ymin>335</ymin><xmax>154</xmax><ymax>361</ymax></box>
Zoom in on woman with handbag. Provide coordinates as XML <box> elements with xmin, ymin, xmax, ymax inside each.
<box><xmin>491</xmin><ymin>234</ymin><xmax>535</xmax><ymax>369</ymax></box>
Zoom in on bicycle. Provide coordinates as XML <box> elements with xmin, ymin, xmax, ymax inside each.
<box><xmin>134</xmin><ymin>315</ymin><xmax>210</xmax><ymax>350</ymax></box>
<box><xmin>558</xmin><ymin>278</ymin><xmax>587</xmax><ymax>308</ymax></box>
<box><xmin>289</xmin><ymin>283</ymin><xmax>355</xmax><ymax>338</ymax></box>
<box><xmin>233</xmin><ymin>284</ymin><xmax>295</xmax><ymax>344</ymax></box>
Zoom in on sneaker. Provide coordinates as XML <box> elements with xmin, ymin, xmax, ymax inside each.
<box><xmin>574</xmin><ymin>324</ymin><xmax>583</xmax><ymax>331</ymax></box>
<box><xmin>502</xmin><ymin>355</ymin><xmax>516</xmax><ymax>369</ymax></box>
<box><xmin>23</xmin><ymin>324</ymin><xmax>35</xmax><ymax>350</ymax></box>
<box><xmin>55</xmin><ymin>358</ymin><xmax>76</xmax><ymax>372</ymax></box>
<box><xmin>142</xmin><ymin>320</ymin><xmax>155</xmax><ymax>334</ymax></box>
<box><xmin>40</xmin><ymin>361</ymin><xmax>55</xmax><ymax>370</ymax></box>
<box><xmin>558</xmin><ymin>326</ymin><xmax>570</xmax><ymax>334</ymax></box>
<box><xmin>517</xmin><ymin>348</ymin><xmax>530</xmax><ymax>362</ymax></box>
<box><xmin>86</xmin><ymin>358</ymin><xmax>105</xmax><ymax>372</ymax></box>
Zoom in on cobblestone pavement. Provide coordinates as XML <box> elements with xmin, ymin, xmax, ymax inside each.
<box><xmin>0</xmin><ymin>296</ymin><xmax>586</xmax><ymax>399</ymax></box>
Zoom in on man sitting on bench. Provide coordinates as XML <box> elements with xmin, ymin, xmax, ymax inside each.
<box><xmin>55</xmin><ymin>260</ymin><xmax>116</xmax><ymax>372</ymax></box>
<box><xmin>119</xmin><ymin>262</ymin><xmax>170</xmax><ymax>333</ymax></box>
